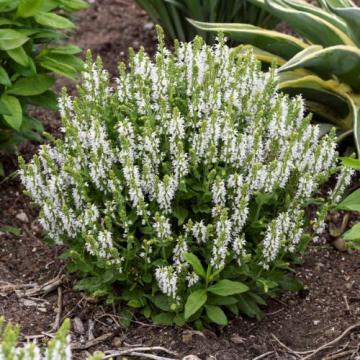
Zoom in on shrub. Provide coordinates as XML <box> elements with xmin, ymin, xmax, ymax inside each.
<box><xmin>0</xmin><ymin>0</ymin><xmax>87</xmax><ymax>174</ymax></box>
<box><xmin>135</xmin><ymin>0</ymin><xmax>279</xmax><ymax>42</ymax></box>
<box><xmin>20</xmin><ymin>29</ymin><xmax>351</xmax><ymax>326</ymax></box>
<box><xmin>190</xmin><ymin>0</ymin><xmax>360</xmax><ymax>154</ymax></box>
<box><xmin>0</xmin><ymin>317</ymin><xmax>103</xmax><ymax>359</ymax></box>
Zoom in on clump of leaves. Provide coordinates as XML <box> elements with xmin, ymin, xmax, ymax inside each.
<box><xmin>20</xmin><ymin>28</ymin><xmax>351</xmax><ymax>327</ymax></box>
<box><xmin>0</xmin><ymin>0</ymin><xmax>87</xmax><ymax>175</ymax></box>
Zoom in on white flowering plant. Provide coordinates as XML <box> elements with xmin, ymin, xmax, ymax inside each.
<box><xmin>20</xmin><ymin>27</ymin><xmax>351</xmax><ymax>327</ymax></box>
<box><xmin>0</xmin><ymin>318</ymin><xmax>103</xmax><ymax>360</ymax></box>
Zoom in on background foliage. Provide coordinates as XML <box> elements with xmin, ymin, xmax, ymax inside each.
<box><xmin>0</xmin><ymin>0</ymin><xmax>86</xmax><ymax>175</ymax></box>
<box><xmin>135</xmin><ymin>0</ymin><xmax>279</xmax><ymax>42</ymax></box>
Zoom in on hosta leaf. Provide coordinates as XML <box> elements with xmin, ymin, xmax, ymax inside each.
<box><xmin>205</xmin><ymin>305</ymin><xmax>228</xmax><ymax>325</ymax></box>
<box><xmin>184</xmin><ymin>253</ymin><xmax>206</xmax><ymax>278</ymax></box>
<box><xmin>7</xmin><ymin>46</ymin><xmax>29</xmax><ymax>67</ymax></box>
<box><xmin>189</xmin><ymin>18</ymin><xmax>308</xmax><ymax>60</ymax></box>
<box><xmin>17</xmin><ymin>0</ymin><xmax>43</xmax><ymax>17</ymax></box>
<box><xmin>0</xmin><ymin>29</ymin><xmax>28</xmax><ymax>50</ymax></box>
<box><xmin>340</xmin><ymin>157</ymin><xmax>360</xmax><ymax>170</ymax></box>
<box><xmin>48</xmin><ymin>44</ymin><xmax>82</xmax><ymax>55</ymax></box>
<box><xmin>337</xmin><ymin>188</ymin><xmax>360</xmax><ymax>211</ymax></box>
<box><xmin>264</xmin><ymin>0</ymin><xmax>354</xmax><ymax>46</ymax></box>
<box><xmin>207</xmin><ymin>279</ymin><xmax>249</xmax><ymax>296</ymax></box>
<box><xmin>0</xmin><ymin>65</ymin><xmax>11</xmax><ymax>86</ymax></box>
<box><xmin>343</xmin><ymin>222</ymin><xmax>360</xmax><ymax>241</ymax></box>
<box><xmin>59</xmin><ymin>0</ymin><xmax>89</xmax><ymax>11</ymax></box>
<box><xmin>8</xmin><ymin>74</ymin><xmax>55</xmax><ymax>96</ymax></box>
<box><xmin>1</xmin><ymin>94</ymin><xmax>22</xmax><ymax>130</ymax></box>
<box><xmin>280</xmin><ymin>46</ymin><xmax>360</xmax><ymax>92</ymax></box>
<box><xmin>184</xmin><ymin>289</ymin><xmax>207</xmax><ymax>319</ymax></box>
<box><xmin>35</xmin><ymin>12</ymin><xmax>74</xmax><ymax>29</ymax></box>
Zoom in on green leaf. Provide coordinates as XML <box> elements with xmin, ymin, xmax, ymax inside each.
<box><xmin>39</xmin><ymin>57</ymin><xmax>78</xmax><ymax>79</ymax></box>
<box><xmin>1</xmin><ymin>94</ymin><xmax>22</xmax><ymax>130</ymax></box>
<box><xmin>0</xmin><ymin>226</ymin><xmax>21</xmax><ymax>236</ymax></box>
<box><xmin>340</xmin><ymin>157</ymin><xmax>360</xmax><ymax>170</ymax></box>
<box><xmin>152</xmin><ymin>312</ymin><xmax>174</xmax><ymax>325</ymax></box>
<box><xmin>189</xmin><ymin>18</ymin><xmax>307</xmax><ymax>61</ymax></box>
<box><xmin>343</xmin><ymin>222</ymin><xmax>360</xmax><ymax>242</ymax></box>
<box><xmin>184</xmin><ymin>253</ymin><xmax>206</xmax><ymax>279</ymax></box>
<box><xmin>17</xmin><ymin>0</ymin><xmax>44</xmax><ymax>17</ymax></box>
<box><xmin>207</xmin><ymin>279</ymin><xmax>249</xmax><ymax>296</ymax></box>
<box><xmin>59</xmin><ymin>0</ymin><xmax>89</xmax><ymax>11</ymax></box>
<box><xmin>337</xmin><ymin>188</ymin><xmax>360</xmax><ymax>211</ymax></box>
<box><xmin>48</xmin><ymin>44</ymin><xmax>82</xmax><ymax>55</ymax></box>
<box><xmin>7</xmin><ymin>46</ymin><xmax>29</xmax><ymax>67</ymax></box>
<box><xmin>205</xmin><ymin>305</ymin><xmax>228</xmax><ymax>325</ymax></box>
<box><xmin>0</xmin><ymin>29</ymin><xmax>28</xmax><ymax>50</ymax></box>
<box><xmin>0</xmin><ymin>65</ymin><xmax>11</xmax><ymax>86</ymax></box>
<box><xmin>237</xmin><ymin>294</ymin><xmax>264</xmax><ymax>319</ymax></box>
<box><xmin>207</xmin><ymin>295</ymin><xmax>238</xmax><ymax>306</ymax></box>
<box><xmin>184</xmin><ymin>289</ymin><xmax>207</xmax><ymax>320</ymax></box>
<box><xmin>34</xmin><ymin>12</ymin><xmax>75</xmax><ymax>29</ymax></box>
<box><xmin>8</xmin><ymin>74</ymin><xmax>55</xmax><ymax>96</ymax></box>
<box><xmin>151</xmin><ymin>294</ymin><xmax>172</xmax><ymax>312</ymax></box>
<box><xmin>173</xmin><ymin>205</ymin><xmax>188</xmax><ymax>225</ymax></box>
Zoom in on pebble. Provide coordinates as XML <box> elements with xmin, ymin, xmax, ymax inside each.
<box><xmin>73</xmin><ymin>317</ymin><xmax>85</xmax><ymax>334</ymax></box>
<box><xmin>182</xmin><ymin>356</ymin><xmax>201</xmax><ymax>360</ymax></box>
<box><xmin>16</xmin><ymin>211</ymin><xmax>29</xmax><ymax>223</ymax></box>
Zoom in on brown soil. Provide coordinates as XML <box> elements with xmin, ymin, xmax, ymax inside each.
<box><xmin>1</xmin><ymin>1</ymin><xmax>360</xmax><ymax>359</ymax></box>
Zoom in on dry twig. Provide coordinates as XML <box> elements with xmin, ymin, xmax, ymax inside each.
<box><xmin>16</xmin><ymin>276</ymin><xmax>63</xmax><ymax>298</ymax></box>
<box><xmin>51</xmin><ymin>286</ymin><xmax>63</xmax><ymax>332</ymax></box>
<box><xmin>102</xmin><ymin>346</ymin><xmax>178</xmax><ymax>360</ymax></box>
<box><xmin>252</xmin><ymin>351</ymin><xmax>275</xmax><ymax>360</ymax></box>
<box><xmin>71</xmin><ymin>332</ymin><xmax>114</xmax><ymax>351</ymax></box>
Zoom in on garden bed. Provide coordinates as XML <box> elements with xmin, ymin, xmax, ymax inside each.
<box><xmin>1</xmin><ymin>1</ymin><xmax>360</xmax><ymax>359</ymax></box>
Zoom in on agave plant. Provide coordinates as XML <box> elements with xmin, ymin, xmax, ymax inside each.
<box><xmin>135</xmin><ymin>0</ymin><xmax>279</xmax><ymax>42</ymax></box>
<box><xmin>190</xmin><ymin>0</ymin><xmax>360</xmax><ymax>153</ymax></box>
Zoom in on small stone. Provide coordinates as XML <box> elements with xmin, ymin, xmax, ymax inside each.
<box><xmin>313</xmin><ymin>320</ymin><xmax>320</xmax><ymax>325</ymax></box>
<box><xmin>16</xmin><ymin>211</ymin><xmax>29</xmax><ymax>223</ymax></box>
<box><xmin>112</xmin><ymin>336</ymin><xmax>123</xmax><ymax>348</ymax></box>
<box><xmin>333</xmin><ymin>238</ymin><xmax>347</xmax><ymax>252</ymax></box>
<box><xmin>143</xmin><ymin>22</ymin><xmax>154</xmax><ymax>31</ymax></box>
<box><xmin>73</xmin><ymin>317</ymin><xmax>85</xmax><ymax>334</ymax></box>
<box><xmin>230</xmin><ymin>334</ymin><xmax>245</xmax><ymax>344</ymax></box>
<box><xmin>183</xmin><ymin>356</ymin><xmax>201</xmax><ymax>360</ymax></box>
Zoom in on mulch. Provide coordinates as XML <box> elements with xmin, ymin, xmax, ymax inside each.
<box><xmin>1</xmin><ymin>1</ymin><xmax>360</xmax><ymax>359</ymax></box>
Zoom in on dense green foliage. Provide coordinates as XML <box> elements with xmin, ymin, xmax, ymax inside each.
<box><xmin>20</xmin><ymin>31</ymin><xmax>350</xmax><ymax>327</ymax></box>
<box><xmin>0</xmin><ymin>0</ymin><xmax>86</xmax><ymax>174</ymax></box>
<box><xmin>135</xmin><ymin>0</ymin><xmax>278</xmax><ymax>42</ymax></box>
<box><xmin>191</xmin><ymin>0</ymin><xmax>360</xmax><ymax>154</ymax></box>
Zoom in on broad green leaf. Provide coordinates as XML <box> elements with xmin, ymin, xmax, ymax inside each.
<box><xmin>237</xmin><ymin>294</ymin><xmax>263</xmax><ymax>319</ymax></box>
<box><xmin>152</xmin><ymin>312</ymin><xmax>174</xmax><ymax>325</ymax></box>
<box><xmin>264</xmin><ymin>0</ymin><xmax>354</xmax><ymax>47</ymax></box>
<box><xmin>205</xmin><ymin>305</ymin><xmax>228</xmax><ymax>325</ymax></box>
<box><xmin>8</xmin><ymin>74</ymin><xmax>55</xmax><ymax>96</ymax></box>
<box><xmin>184</xmin><ymin>253</ymin><xmax>206</xmax><ymax>278</ymax></box>
<box><xmin>7</xmin><ymin>46</ymin><xmax>29</xmax><ymax>67</ymax></box>
<box><xmin>1</xmin><ymin>94</ymin><xmax>22</xmax><ymax>130</ymax></box>
<box><xmin>326</xmin><ymin>4</ymin><xmax>360</xmax><ymax>46</ymax></box>
<box><xmin>184</xmin><ymin>289</ymin><xmax>207</xmax><ymax>320</ymax></box>
<box><xmin>17</xmin><ymin>0</ymin><xmax>43</xmax><ymax>17</ymax></box>
<box><xmin>340</xmin><ymin>157</ymin><xmax>360</xmax><ymax>170</ymax></box>
<box><xmin>0</xmin><ymin>29</ymin><xmax>28</xmax><ymax>50</ymax></box>
<box><xmin>39</xmin><ymin>57</ymin><xmax>79</xmax><ymax>79</ymax></box>
<box><xmin>35</xmin><ymin>12</ymin><xmax>74</xmax><ymax>29</ymax></box>
<box><xmin>207</xmin><ymin>279</ymin><xmax>249</xmax><ymax>296</ymax></box>
<box><xmin>343</xmin><ymin>222</ymin><xmax>360</xmax><ymax>241</ymax></box>
<box><xmin>189</xmin><ymin>18</ymin><xmax>308</xmax><ymax>60</ymax></box>
<box><xmin>280</xmin><ymin>46</ymin><xmax>360</xmax><ymax>92</ymax></box>
<box><xmin>0</xmin><ymin>65</ymin><xmax>11</xmax><ymax>86</ymax></box>
<box><xmin>278</xmin><ymin>74</ymin><xmax>353</xmax><ymax>131</ymax></box>
<box><xmin>48</xmin><ymin>44</ymin><xmax>82</xmax><ymax>55</ymax></box>
<box><xmin>337</xmin><ymin>188</ymin><xmax>360</xmax><ymax>211</ymax></box>
<box><xmin>151</xmin><ymin>294</ymin><xmax>172</xmax><ymax>312</ymax></box>
<box><xmin>207</xmin><ymin>295</ymin><xmax>238</xmax><ymax>306</ymax></box>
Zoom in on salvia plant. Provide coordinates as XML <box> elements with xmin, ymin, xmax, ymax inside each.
<box><xmin>135</xmin><ymin>0</ymin><xmax>279</xmax><ymax>42</ymax></box>
<box><xmin>190</xmin><ymin>0</ymin><xmax>360</xmax><ymax>154</ymax></box>
<box><xmin>20</xmin><ymin>28</ymin><xmax>352</xmax><ymax>326</ymax></box>
<box><xmin>0</xmin><ymin>0</ymin><xmax>87</xmax><ymax>175</ymax></box>
<box><xmin>0</xmin><ymin>318</ymin><xmax>103</xmax><ymax>360</ymax></box>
